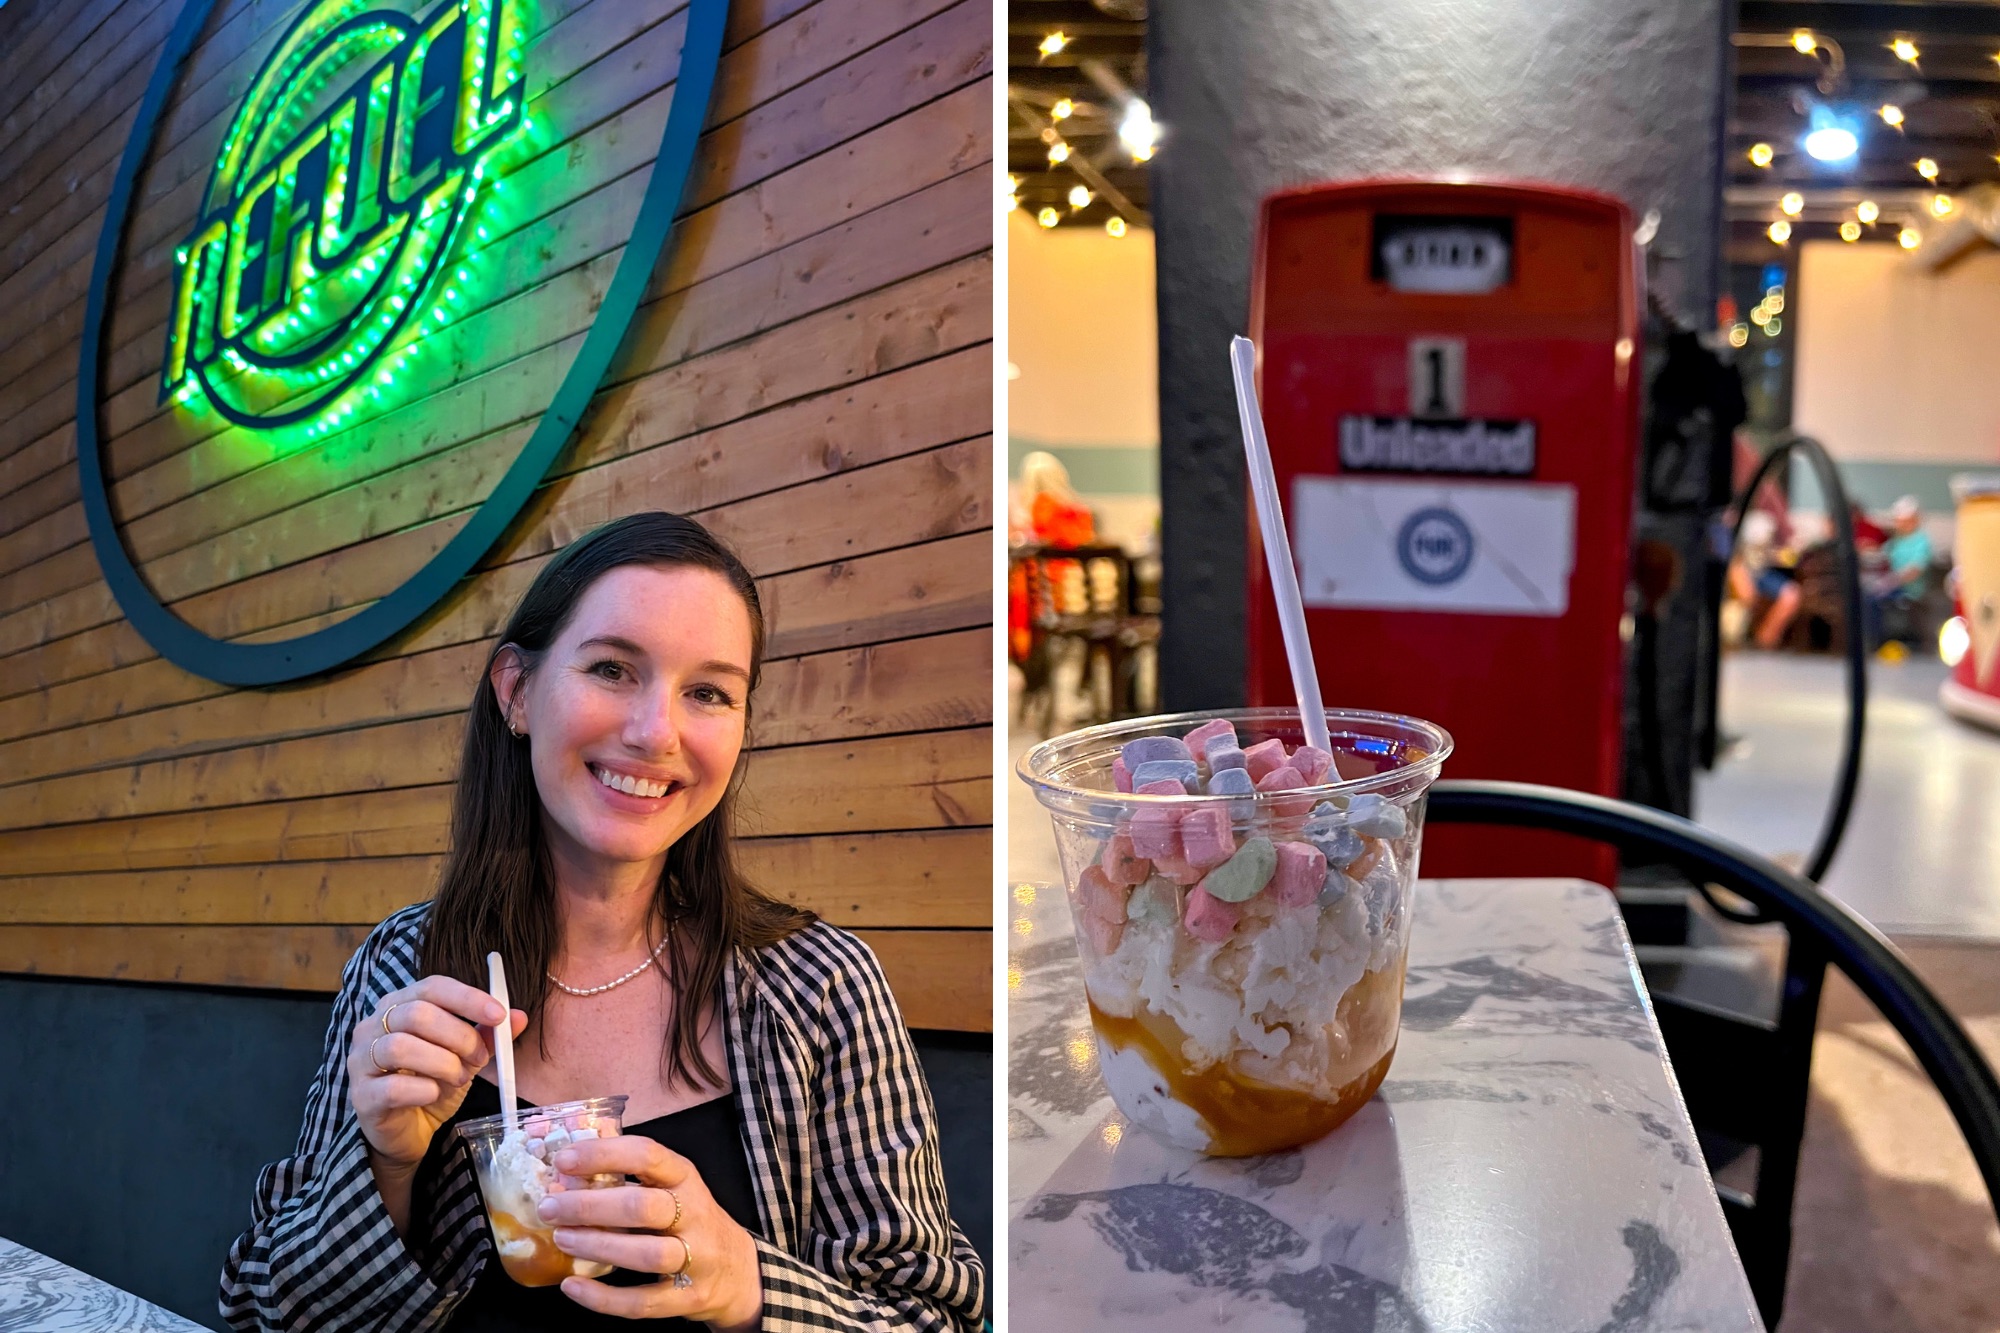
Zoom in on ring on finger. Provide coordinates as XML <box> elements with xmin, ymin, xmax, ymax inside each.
<box><xmin>666</xmin><ymin>1234</ymin><xmax>693</xmax><ymax>1290</ymax></box>
<box><xmin>380</xmin><ymin>1000</ymin><xmax>408</xmax><ymax>1036</ymax></box>
<box><xmin>665</xmin><ymin>1188</ymin><xmax>683</xmax><ymax>1232</ymax></box>
<box><xmin>369</xmin><ymin>1034</ymin><xmax>396</xmax><ymax>1075</ymax></box>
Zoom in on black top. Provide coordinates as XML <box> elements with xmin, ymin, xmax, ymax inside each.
<box><xmin>424</xmin><ymin>1078</ymin><xmax>761</xmax><ymax>1331</ymax></box>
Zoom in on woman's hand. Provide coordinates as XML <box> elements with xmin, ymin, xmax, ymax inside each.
<box><xmin>346</xmin><ymin>975</ymin><xmax>527</xmax><ymax>1174</ymax></box>
<box><xmin>539</xmin><ymin>1137</ymin><xmax>764</xmax><ymax>1330</ymax></box>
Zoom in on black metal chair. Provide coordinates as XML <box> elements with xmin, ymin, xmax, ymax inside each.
<box><xmin>1427</xmin><ymin>780</ymin><xmax>2000</xmax><ymax>1330</ymax></box>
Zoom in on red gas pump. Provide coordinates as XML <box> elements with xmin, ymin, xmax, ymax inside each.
<box><xmin>1248</xmin><ymin>180</ymin><xmax>1640</xmax><ymax>882</ymax></box>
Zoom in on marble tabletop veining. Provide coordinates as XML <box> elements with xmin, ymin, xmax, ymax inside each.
<box><xmin>1008</xmin><ymin>877</ymin><xmax>1765</xmax><ymax>1333</ymax></box>
<box><xmin>0</xmin><ymin>1238</ymin><xmax>207</xmax><ymax>1333</ymax></box>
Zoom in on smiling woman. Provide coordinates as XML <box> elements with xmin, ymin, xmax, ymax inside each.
<box><xmin>218</xmin><ymin>513</ymin><xmax>986</xmax><ymax>1332</ymax></box>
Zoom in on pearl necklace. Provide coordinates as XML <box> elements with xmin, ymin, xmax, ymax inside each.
<box><xmin>547</xmin><ymin>934</ymin><xmax>669</xmax><ymax>997</ymax></box>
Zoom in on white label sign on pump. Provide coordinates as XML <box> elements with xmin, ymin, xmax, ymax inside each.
<box><xmin>1291</xmin><ymin>476</ymin><xmax>1578</xmax><ymax>616</ymax></box>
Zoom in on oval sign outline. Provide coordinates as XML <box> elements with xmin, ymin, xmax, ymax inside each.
<box><xmin>77</xmin><ymin>0</ymin><xmax>729</xmax><ymax>686</ymax></box>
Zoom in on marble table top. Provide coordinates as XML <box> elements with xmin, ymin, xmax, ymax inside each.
<box><xmin>0</xmin><ymin>1238</ymin><xmax>206</xmax><ymax>1333</ymax></box>
<box><xmin>1008</xmin><ymin>877</ymin><xmax>1765</xmax><ymax>1333</ymax></box>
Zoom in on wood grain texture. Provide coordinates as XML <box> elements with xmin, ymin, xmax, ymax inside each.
<box><xmin>0</xmin><ymin>0</ymin><xmax>993</xmax><ymax>1026</ymax></box>
<box><xmin>0</xmin><ymin>925</ymin><xmax>987</xmax><ymax>1029</ymax></box>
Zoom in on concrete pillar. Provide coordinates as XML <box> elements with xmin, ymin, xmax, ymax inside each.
<box><xmin>1150</xmin><ymin>0</ymin><xmax>1732</xmax><ymax>708</ymax></box>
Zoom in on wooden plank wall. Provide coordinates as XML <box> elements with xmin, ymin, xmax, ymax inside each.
<box><xmin>0</xmin><ymin>0</ymin><xmax>994</xmax><ymax>1029</ymax></box>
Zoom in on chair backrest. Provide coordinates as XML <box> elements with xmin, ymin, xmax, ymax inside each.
<box><xmin>1427</xmin><ymin>780</ymin><xmax>2000</xmax><ymax>1329</ymax></box>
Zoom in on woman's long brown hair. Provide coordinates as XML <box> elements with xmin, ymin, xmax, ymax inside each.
<box><xmin>419</xmin><ymin>511</ymin><xmax>814</xmax><ymax>1088</ymax></box>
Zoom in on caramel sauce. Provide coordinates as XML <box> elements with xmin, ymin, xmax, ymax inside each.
<box><xmin>486</xmin><ymin>1207</ymin><xmax>609</xmax><ymax>1287</ymax></box>
<box><xmin>1087</xmin><ymin>961</ymin><xmax>1406</xmax><ymax>1157</ymax></box>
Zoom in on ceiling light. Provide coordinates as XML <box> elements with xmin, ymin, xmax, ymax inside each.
<box><xmin>1749</xmin><ymin>142</ymin><xmax>1774</xmax><ymax>168</ymax></box>
<box><xmin>1857</xmin><ymin>199</ymin><xmax>1880</xmax><ymax>224</ymax></box>
<box><xmin>1037</xmin><ymin>206</ymin><xmax>1060</xmax><ymax>229</ymax></box>
<box><xmin>1768</xmin><ymin>220</ymin><xmax>1792</xmax><ymax>244</ymax></box>
<box><xmin>1047</xmin><ymin>141</ymin><xmax>1069</xmax><ymax>165</ymax></box>
<box><xmin>1780</xmin><ymin>192</ymin><xmax>1804</xmax><ymax>216</ymax></box>
<box><xmin>1879</xmin><ymin>104</ymin><xmax>1904</xmax><ymax>127</ymax></box>
<box><xmin>1840</xmin><ymin>220</ymin><xmax>1862</xmax><ymax>242</ymax></box>
<box><xmin>1900</xmin><ymin>226</ymin><xmax>1922</xmax><ymax>250</ymax></box>
<box><xmin>1804</xmin><ymin>125</ymin><xmax>1858</xmax><ymax>162</ymax></box>
<box><xmin>1792</xmin><ymin>30</ymin><xmax>1818</xmax><ymax>55</ymax></box>
<box><xmin>1891</xmin><ymin>37</ymin><xmax>1919</xmax><ymax>63</ymax></box>
<box><xmin>1916</xmin><ymin>157</ymin><xmax>1939</xmax><ymax>181</ymax></box>
<box><xmin>1803</xmin><ymin>107</ymin><xmax>1860</xmax><ymax>164</ymax></box>
<box><xmin>1068</xmin><ymin>184</ymin><xmax>1093</xmax><ymax>210</ymax></box>
<box><xmin>1932</xmin><ymin>193</ymin><xmax>1954</xmax><ymax>217</ymax></box>
<box><xmin>1105</xmin><ymin>217</ymin><xmax>1127</xmax><ymax>238</ymax></box>
<box><xmin>1039</xmin><ymin>31</ymin><xmax>1067</xmax><ymax>57</ymax></box>
<box><xmin>1051</xmin><ymin>98</ymin><xmax>1074</xmax><ymax>120</ymax></box>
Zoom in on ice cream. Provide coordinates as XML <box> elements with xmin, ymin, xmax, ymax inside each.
<box><xmin>458</xmin><ymin>1100</ymin><xmax>626</xmax><ymax>1286</ymax></box>
<box><xmin>1025</xmin><ymin>711</ymin><xmax>1444</xmax><ymax>1157</ymax></box>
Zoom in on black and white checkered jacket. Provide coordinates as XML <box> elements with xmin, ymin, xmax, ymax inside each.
<box><xmin>218</xmin><ymin>903</ymin><xmax>987</xmax><ymax>1331</ymax></box>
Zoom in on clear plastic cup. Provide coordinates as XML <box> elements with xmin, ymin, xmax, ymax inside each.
<box><xmin>456</xmin><ymin>1095</ymin><xmax>629</xmax><ymax>1286</ymax></box>
<box><xmin>1018</xmin><ymin>707</ymin><xmax>1451</xmax><ymax>1157</ymax></box>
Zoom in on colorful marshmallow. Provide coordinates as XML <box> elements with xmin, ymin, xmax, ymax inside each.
<box><xmin>1197</xmin><ymin>836</ymin><xmax>1277</xmax><ymax>903</ymax></box>
<box><xmin>1242</xmin><ymin>738</ymin><xmax>1289</xmax><ymax>781</ymax></box>
<box><xmin>1314</xmin><ymin>824</ymin><xmax>1366</xmax><ymax>870</ymax></box>
<box><xmin>1131</xmin><ymin>759</ymin><xmax>1199</xmax><ymax>792</ymax></box>
<box><xmin>1130</xmin><ymin>805</ymin><xmax>1181</xmax><ymax>859</ymax></box>
<box><xmin>1183</xmin><ymin>886</ymin><xmax>1241</xmax><ymax>941</ymax></box>
<box><xmin>1113</xmin><ymin>756</ymin><xmax>1133</xmax><ymax>793</ymax></box>
<box><xmin>1179</xmin><ymin>804</ymin><xmax>1236</xmax><ymax>870</ymax></box>
<box><xmin>1127</xmin><ymin>878</ymin><xmax>1180</xmax><ymax>925</ymax></box>
<box><xmin>1269</xmin><ymin>841</ymin><xmax>1327</xmax><ymax>908</ymax></box>
<box><xmin>1205</xmin><ymin>744</ymin><xmax>1247</xmax><ymax>773</ymax></box>
<box><xmin>1075</xmin><ymin>865</ymin><xmax>1129</xmax><ymax>923</ymax></box>
<box><xmin>1121</xmin><ymin>735</ymin><xmax>1193</xmax><ymax>769</ymax></box>
<box><xmin>1347</xmin><ymin>793</ymin><xmax>1408</xmax><ymax>840</ymax></box>
<box><xmin>1183</xmin><ymin>718</ymin><xmax>1238</xmax><ymax>755</ymax></box>
<box><xmin>1290</xmin><ymin>746</ymin><xmax>1335</xmax><ymax>785</ymax></box>
<box><xmin>1137</xmin><ymin>779</ymin><xmax>1185</xmax><ymax>797</ymax></box>
<box><xmin>1206</xmin><ymin>767</ymin><xmax>1254</xmax><ymax>796</ymax></box>
<box><xmin>1098</xmin><ymin>832</ymin><xmax>1152</xmax><ymax>886</ymax></box>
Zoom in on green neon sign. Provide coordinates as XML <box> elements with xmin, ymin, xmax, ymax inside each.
<box><xmin>160</xmin><ymin>0</ymin><xmax>526</xmax><ymax>432</ymax></box>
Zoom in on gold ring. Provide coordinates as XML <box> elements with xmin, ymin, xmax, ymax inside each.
<box><xmin>667</xmin><ymin>1234</ymin><xmax>692</xmax><ymax>1289</ymax></box>
<box><xmin>380</xmin><ymin>1001</ymin><xmax>407</xmax><ymax>1036</ymax></box>
<box><xmin>369</xmin><ymin>1034</ymin><xmax>394</xmax><ymax>1074</ymax></box>
<box><xmin>666</xmin><ymin>1188</ymin><xmax>683</xmax><ymax>1231</ymax></box>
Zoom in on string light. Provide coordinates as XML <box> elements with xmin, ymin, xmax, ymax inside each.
<box><xmin>1047</xmin><ymin>140</ymin><xmax>1070</xmax><ymax>165</ymax></box>
<box><xmin>1792</xmin><ymin>29</ymin><xmax>1817</xmax><ymax>54</ymax></box>
<box><xmin>1840</xmin><ymin>220</ymin><xmax>1862</xmax><ymax>242</ymax></box>
<box><xmin>1780</xmin><ymin>192</ymin><xmax>1804</xmax><ymax>217</ymax></box>
<box><xmin>1037</xmin><ymin>206</ymin><xmax>1060</xmax><ymax>228</ymax></box>
<box><xmin>1751</xmin><ymin>305</ymin><xmax>1771</xmax><ymax>326</ymax></box>
<box><xmin>1749</xmin><ymin>142</ymin><xmax>1774</xmax><ymax>168</ymax></box>
<box><xmin>1932</xmin><ymin>193</ymin><xmax>1955</xmax><ymax>217</ymax></box>
<box><xmin>1767</xmin><ymin>292</ymin><xmax>1785</xmax><ymax>314</ymax></box>
<box><xmin>1879</xmin><ymin>104</ymin><xmax>1904</xmax><ymax>127</ymax></box>
<box><xmin>1729</xmin><ymin>324</ymin><xmax>1749</xmax><ymax>348</ymax></box>
<box><xmin>1768</xmin><ymin>220</ymin><xmax>1792</xmax><ymax>244</ymax></box>
<box><xmin>1039</xmin><ymin>31</ymin><xmax>1067</xmax><ymax>57</ymax></box>
<box><xmin>1891</xmin><ymin>36</ymin><xmax>1919</xmax><ymax>64</ymax></box>
<box><xmin>1105</xmin><ymin>216</ymin><xmax>1127</xmax><ymax>238</ymax></box>
<box><xmin>1764</xmin><ymin>317</ymin><xmax>1783</xmax><ymax>337</ymax></box>
<box><xmin>1917</xmin><ymin>157</ymin><xmax>1939</xmax><ymax>181</ymax></box>
<box><xmin>1068</xmin><ymin>184</ymin><xmax>1093</xmax><ymax>210</ymax></box>
<box><xmin>1051</xmin><ymin>97</ymin><xmax>1074</xmax><ymax>120</ymax></box>
<box><xmin>1857</xmin><ymin>199</ymin><xmax>1880</xmax><ymax>224</ymax></box>
<box><xmin>1900</xmin><ymin>226</ymin><xmax>1922</xmax><ymax>249</ymax></box>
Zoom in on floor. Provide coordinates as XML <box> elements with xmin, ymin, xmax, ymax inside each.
<box><xmin>1005</xmin><ymin>651</ymin><xmax>2000</xmax><ymax>1331</ymax></box>
<box><xmin>1696</xmin><ymin>650</ymin><xmax>2000</xmax><ymax>939</ymax></box>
